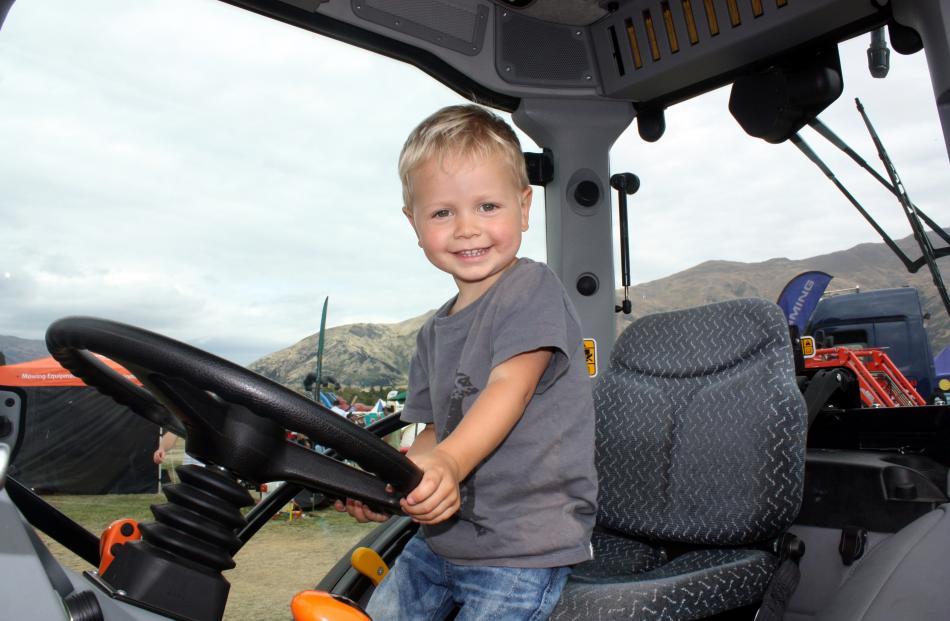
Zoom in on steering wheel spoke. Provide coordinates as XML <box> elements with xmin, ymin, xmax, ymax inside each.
<box><xmin>270</xmin><ymin>441</ymin><xmax>402</xmax><ymax>513</ymax></box>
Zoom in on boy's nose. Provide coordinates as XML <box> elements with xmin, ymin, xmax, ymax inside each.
<box><xmin>453</xmin><ymin>214</ymin><xmax>480</xmax><ymax>238</ymax></box>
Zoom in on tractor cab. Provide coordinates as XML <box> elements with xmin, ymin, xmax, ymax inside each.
<box><xmin>2</xmin><ymin>1</ymin><xmax>950</xmax><ymax>620</ymax></box>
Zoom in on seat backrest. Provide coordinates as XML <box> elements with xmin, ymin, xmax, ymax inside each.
<box><xmin>595</xmin><ymin>298</ymin><xmax>806</xmax><ymax>546</ymax></box>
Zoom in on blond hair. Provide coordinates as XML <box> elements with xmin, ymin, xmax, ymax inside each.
<box><xmin>398</xmin><ymin>104</ymin><xmax>529</xmax><ymax>209</ymax></box>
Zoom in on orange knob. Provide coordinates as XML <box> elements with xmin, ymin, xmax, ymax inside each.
<box><xmin>291</xmin><ymin>590</ymin><xmax>370</xmax><ymax>621</ymax></box>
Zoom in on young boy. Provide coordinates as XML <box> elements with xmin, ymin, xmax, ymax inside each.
<box><xmin>337</xmin><ymin>104</ymin><xmax>597</xmax><ymax>620</ymax></box>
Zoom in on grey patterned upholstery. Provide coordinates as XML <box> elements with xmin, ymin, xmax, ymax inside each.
<box><xmin>552</xmin><ymin>299</ymin><xmax>807</xmax><ymax>620</ymax></box>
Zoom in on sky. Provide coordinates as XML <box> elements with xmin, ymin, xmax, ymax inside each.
<box><xmin>1</xmin><ymin>0</ymin><xmax>948</xmax><ymax>364</ymax></box>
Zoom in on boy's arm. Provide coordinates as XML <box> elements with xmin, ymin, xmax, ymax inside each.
<box><xmin>402</xmin><ymin>348</ymin><xmax>553</xmax><ymax>524</ymax></box>
<box><xmin>407</xmin><ymin>426</ymin><xmax>437</xmax><ymax>457</ymax></box>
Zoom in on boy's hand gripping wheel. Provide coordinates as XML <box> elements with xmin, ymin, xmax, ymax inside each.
<box><xmin>610</xmin><ymin>173</ymin><xmax>640</xmax><ymax>314</ymax></box>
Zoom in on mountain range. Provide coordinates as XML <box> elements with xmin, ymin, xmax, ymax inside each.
<box><xmin>4</xmin><ymin>232</ymin><xmax>948</xmax><ymax>389</ymax></box>
<box><xmin>0</xmin><ymin>334</ymin><xmax>50</xmax><ymax>365</ymax></box>
<box><xmin>250</xmin><ymin>231</ymin><xmax>950</xmax><ymax>389</ymax></box>
<box><xmin>248</xmin><ymin>314</ymin><xmax>431</xmax><ymax>392</ymax></box>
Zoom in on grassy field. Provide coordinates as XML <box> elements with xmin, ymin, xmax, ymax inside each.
<box><xmin>40</xmin><ymin>455</ymin><xmax>378</xmax><ymax>621</ymax></box>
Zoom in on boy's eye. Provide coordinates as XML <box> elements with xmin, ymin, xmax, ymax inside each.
<box><xmin>432</xmin><ymin>209</ymin><xmax>451</xmax><ymax>219</ymax></box>
<box><xmin>478</xmin><ymin>203</ymin><xmax>499</xmax><ymax>213</ymax></box>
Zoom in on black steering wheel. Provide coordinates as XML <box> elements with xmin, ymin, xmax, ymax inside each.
<box><xmin>45</xmin><ymin>316</ymin><xmax>422</xmax><ymax>513</ymax></box>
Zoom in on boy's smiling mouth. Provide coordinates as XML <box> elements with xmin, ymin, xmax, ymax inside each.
<box><xmin>455</xmin><ymin>248</ymin><xmax>489</xmax><ymax>258</ymax></box>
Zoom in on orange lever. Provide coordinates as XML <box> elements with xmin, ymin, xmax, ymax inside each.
<box><xmin>98</xmin><ymin>518</ymin><xmax>141</xmax><ymax>574</ymax></box>
<box><xmin>291</xmin><ymin>590</ymin><xmax>370</xmax><ymax>621</ymax></box>
<box><xmin>351</xmin><ymin>547</ymin><xmax>389</xmax><ymax>586</ymax></box>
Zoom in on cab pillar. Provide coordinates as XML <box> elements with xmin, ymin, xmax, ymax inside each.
<box><xmin>513</xmin><ymin>99</ymin><xmax>635</xmax><ymax>371</ymax></box>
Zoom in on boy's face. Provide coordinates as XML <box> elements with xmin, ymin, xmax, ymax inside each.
<box><xmin>404</xmin><ymin>151</ymin><xmax>532</xmax><ymax>302</ymax></box>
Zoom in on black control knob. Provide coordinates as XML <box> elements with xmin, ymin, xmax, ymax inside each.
<box><xmin>576</xmin><ymin>274</ymin><xmax>599</xmax><ymax>297</ymax></box>
<box><xmin>574</xmin><ymin>180</ymin><xmax>600</xmax><ymax>207</ymax></box>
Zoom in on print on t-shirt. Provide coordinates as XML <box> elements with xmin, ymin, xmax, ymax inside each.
<box><xmin>443</xmin><ymin>372</ymin><xmax>488</xmax><ymax>535</ymax></box>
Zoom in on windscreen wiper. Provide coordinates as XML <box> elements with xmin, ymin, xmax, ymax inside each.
<box><xmin>790</xmin><ymin>100</ymin><xmax>950</xmax><ymax>319</ymax></box>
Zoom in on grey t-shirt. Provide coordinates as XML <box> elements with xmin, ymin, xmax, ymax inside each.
<box><xmin>402</xmin><ymin>258</ymin><xmax>597</xmax><ymax>568</ymax></box>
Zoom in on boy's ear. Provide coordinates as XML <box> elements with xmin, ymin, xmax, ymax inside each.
<box><xmin>403</xmin><ymin>206</ymin><xmax>421</xmax><ymax>242</ymax></box>
<box><xmin>520</xmin><ymin>186</ymin><xmax>533</xmax><ymax>232</ymax></box>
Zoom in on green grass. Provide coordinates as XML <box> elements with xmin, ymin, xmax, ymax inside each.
<box><xmin>45</xmin><ymin>493</ymin><xmax>162</xmax><ymax>533</ymax></box>
<box><xmin>43</xmin><ymin>491</ymin><xmax>364</xmax><ymax>537</ymax></box>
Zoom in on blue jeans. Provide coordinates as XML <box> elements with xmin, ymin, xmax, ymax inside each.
<box><xmin>365</xmin><ymin>535</ymin><xmax>571</xmax><ymax>621</ymax></box>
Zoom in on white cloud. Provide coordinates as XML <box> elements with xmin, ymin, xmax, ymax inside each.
<box><xmin>1</xmin><ymin>1</ymin><xmax>946</xmax><ymax>364</ymax></box>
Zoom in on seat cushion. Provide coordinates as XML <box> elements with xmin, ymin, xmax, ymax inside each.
<box><xmin>575</xmin><ymin>530</ymin><xmax>667</xmax><ymax>579</ymax></box>
<box><xmin>595</xmin><ymin>298</ymin><xmax>806</xmax><ymax>545</ymax></box>
<box><xmin>551</xmin><ymin>546</ymin><xmax>777</xmax><ymax>621</ymax></box>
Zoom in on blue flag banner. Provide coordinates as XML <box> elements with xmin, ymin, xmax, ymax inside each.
<box><xmin>777</xmin><ymin>271</ymin><xmax>833</xmax><ymax>332</ymax></box>
<box><xmin>933</xmin><ymin>345</ymin><xmax>950</xmax><ymax>380</ymax></box>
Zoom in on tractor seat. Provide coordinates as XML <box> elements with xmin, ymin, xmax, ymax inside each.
<box><xmin>552</xmin><ymin>298</ymin><xmax>807</xmax><ymax>620</ymax></box>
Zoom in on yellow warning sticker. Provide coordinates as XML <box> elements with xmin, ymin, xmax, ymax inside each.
<box><xmin>800</xmin><ymin>335</ymin><xmax>816</xmax><ymax>358</ymax></box>
<box><xmin>583</xmin><ymin>338</ymin><xmax>597</xmax><ymax>377</ymax></box>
